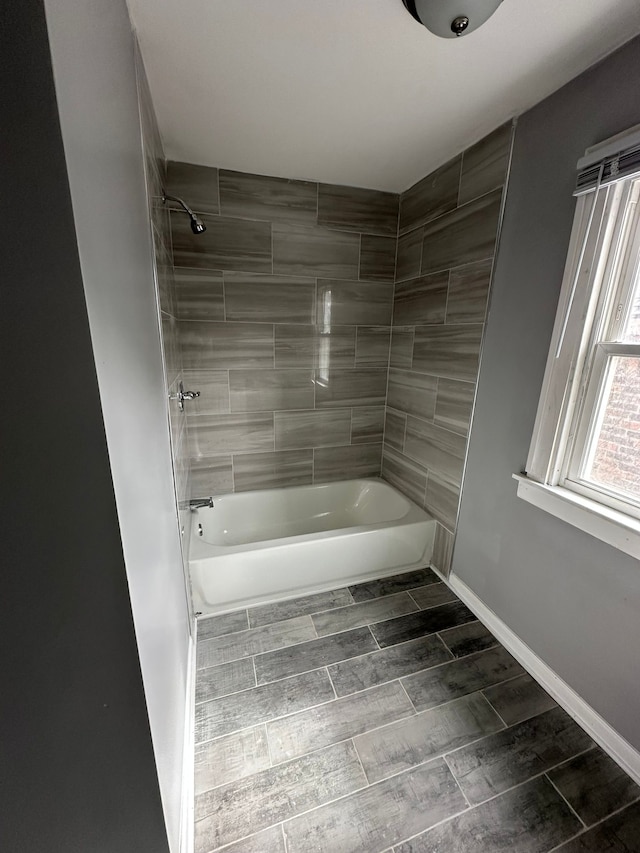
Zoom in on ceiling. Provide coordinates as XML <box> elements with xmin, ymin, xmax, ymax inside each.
<box><xmin>126</xmin><ymin>0</ymin><xmax>640</xmax><ymax>193</ymax></box>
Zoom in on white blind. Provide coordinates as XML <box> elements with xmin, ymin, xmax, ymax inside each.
<box><xmin>575</xmin><ymin>123</ymin><xmax>640</xmax><ymax>196</ymax></box>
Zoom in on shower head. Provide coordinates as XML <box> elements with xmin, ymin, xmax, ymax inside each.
<box><xmin>162</xmin><ymin>192</ymin><xmax>207</xmax><ymax>235</ymax></box>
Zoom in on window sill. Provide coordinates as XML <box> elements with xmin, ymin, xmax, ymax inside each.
<box><xmin>513</xmin><ymin>474</ymin><xmax>640</xmax><ymax>561</ymax></box>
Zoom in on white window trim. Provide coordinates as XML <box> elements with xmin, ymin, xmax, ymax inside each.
<box><xmin>517</xmin><ymin>127</ymin><xmax>640</xmax><ymax>560</ymax></box>
<box><xmin>514</xmin><ymin>474</ymin><xmax>640</xmax><ymax>561</ymax></box>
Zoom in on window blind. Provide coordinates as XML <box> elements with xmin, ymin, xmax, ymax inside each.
<box><xmin>575</xmin><ymin>123</ymin><xmax>640</xmax><ymax>195</ymax></box>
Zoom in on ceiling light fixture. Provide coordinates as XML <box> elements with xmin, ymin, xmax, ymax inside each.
<box><xmin>401</xmin><ymin>0</ymin><xmax>504</xmax><ymax>38</ymax></box>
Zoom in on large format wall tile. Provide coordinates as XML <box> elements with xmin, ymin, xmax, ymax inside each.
<box><xmin>393</xmin><ymin>272</ymin><xmax>448</xmax><ymax>326</ymax></box>
<box><xmin>274</xmin><ymin>409</ymin><xmax>351</xmax><ymax>450</ymax></box>
<box><xmin>396</xmin><ymin>228</ymin><xmax>423</xmax><ymax>282</ymax></box>
<box><xmin>172</xmin><ymin>212</ymin><xmax>272</xmax><ymax>273</ymax></box>
<box><xmin>182</xmin><ymin>370</ymin><xmax>230</xmax><ymax>415</ymax></box>
<box><xmin>314</xmin><ymin>443</ymin><xmax>382</xmax><ymax>482</ymax></box>
<box><xmin>229</xmin><ymin>369</ymin><xmax>314</xmax><ymax>413</ymax></box>
<box><xmin>166</xmin><ymin>161</ymin><xmax>220</xmax><ymax>215</ymax></box>
<box><xmin>400</xmin><ymin>155</ymin><xmax>462</xmax><ymax>234</ymax></box>
<box><xmin>224</xmin><ymin>272</ymin><xmax>315</xmax><ymax>324</ymax></box>
<box><xmin>390</xmin><ymin>327</ymin><xmax>414</xmax><ymax>368</ymax></box>
<box><xmin>355</xmin><ymin>326</ymin><xmax>391</xmax><ymax>366</ymax></box>
<box><xmin>188</xmin><ymin>413</ymin><xmax>274</xmax><ymax>456</ymax></box>
<box><xmin>413</xmin><ymin>324</ymin><xmax>483</xmax><ymax>382</ymax></box>
<box><xmin>174</xmin><ymin>268</ymin><xmax>225</xmax><ymax>321</ymax></box>
<box><xmin>380</xmin><ymin>448</ymin><xmax>427</xmax><ymax>506</ymax></box>
<box><xmin>404</xmin><ymin>417</ymin><xmax>466</xmax><ymax>483</ymax></box>
<box><xmin>317</xmin><ymin>279</ymin><xmax>393</xmax><ymax>326</ymax></box>
<box><xmin>219</xmin><ymin>170</ymin><xmax>317</xmax><ymax>225</ymax></box>
<box><xmin>459</xmin><ymin>122</ymin><xmax>513</xmax><ymax>206</ymax></box>
<box><xmin>360</xmin><ymin>234</ymin><xmax>397</xmax><ymax>282</ymax></box>
<box><xmin>190</xmin><ymin>455</ymin><xmax>234</xmax><ymax>496</ymax></box>
<box><xmin>318</xmin><ymin>183</ymin><xmax>399</xmax><ymax>236</ymax></box>
<box><xmin>387</xmin><ymin>369</ymin><xmax>437</xmax><ymax>420</ymax></box>
<box><xmin>383</xmin><ymin>408</ymin><xmax>406</xmax><ymax>451</ymax></box>
<box><xmin>421</xmin><ymin>189</ymin><xmax>502</xmax><ymax>274</ymax></box>
<box><xmin>425</xmin><ymin>470</ymin><xmax>460</xmax><ymax>530</ymax></box>
<box><xmin>447</xmin><ymin>259</ymin><xmax>493</xmax><ymax>324</ymax></box>
<box><xmin>351</xmin><ymin>407</ymin><xmax>385</xmax><ymax>444</ymax></box>
<box><xmin>233</xmin><ymin>450</ymin><xmax>313</xmax><ymax>492</ymax></box>
<box><xmin>315</xmin><ymin>368</ymin><xmax>387</xmax><ymax>408</ymax></box>
<box><xmin>434</xmin><ymin>377</ymin><xmax>475</xmax><ymax>435</ymax></box>
<box><xmin>179</xmin><ymin>321</ymin><xmax>274</xmax><ymax>370</ymax></box>
<box><xmin>273</xmin><ymin>223</ymin><xmax>360</xmax><ymax>279</ymax></box>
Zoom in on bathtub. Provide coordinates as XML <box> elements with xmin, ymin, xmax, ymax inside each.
<box><xmin>188</xmin><ymin>478</ymin><xmax>435</xmax><ymax>615</ymax></box>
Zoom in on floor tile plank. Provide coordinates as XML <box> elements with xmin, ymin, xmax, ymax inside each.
<box><xmin>255</xmin><ymin>626</ymin><xmax>377</xmax><ymax>685</ymax></box>
<box><xmin>548</xmin><ymin>747</ymin><xmax>640</xmax><ymax>826</ymax></box>
<box><xmin>197</xmin><ymin>610</ymin><xmax>249</xmax><ymax>641</ymax></box>
<box><xmin>195</xmin><ymin>669</ymin><xmax>335</xmax><ymax>742</ymax></box>
<box><xmin>211</xmin><ymin>825</ymin><xmax>286</xmax><ymax>853</ymax></box>
<box><xmin>194</xmin><ymin>740</ymin><xmax>366</xmax><ymax>851</ymax></box>
<box><xmin>195</xmin><ymin>726</ymin><xmax>270</xmax><ymax>798</ymax></box>
<box><xmin>348</xmin><ymin>568</ymin><xmax>438</xmax><ymax>602</ymax></box>
<box><xmin>195</xmin><ymin>658</ymin><xmax>256</xmax><ymax>704</ymax></box>
<box><xmin>370</xmin><ymin>601</ymin><xmax>476</xmax><ymax>648</ymax></box>
<box><xmin>483</xmin><ymin>673</ymin><xmax>557</xmax><ymax>726</ymax></box>
<box><xmin>446</xmin><ymin>706</ymin><xmax>594</xmax><ymax>805</ymax></box>
<box><xmin>328</xmin><ymin>634</ymin><xmax>452</xmax><ymax>697</ymax></box>
<box><xmin>312</xmin><ymin>593</ymin><xmax>419</xmax><ymax>637</ymax></box>
<box><xmin>409</xmin><ymin>582</ymin><xmax>457</xmax><ymax>610</ymax></box>
<box><xmin>248</xmin><ymin>588</ymin><xmax>353</xmax><ymax>628</ymax></box>
<box><xmin>395</xmin><ymin>776</ymin><xmax>581</xmax><ymax>853</ymax></box>
<box><xmin>354</xmin><ymin>692</ymin><xmax>504</xmax><ymax>783</ymax></box>
<box><xmin>267</xmin><ymin>681</ymin><xmax>414</xmax><ymax>764</ymax></box>
<box><xmin>197</xmin><ymin>615</ymin><xmax>317</xmax><ymax>668</ymax></box>
<box><xmin>438</xmin><ymin>620</ymin><xmax>499</xmax><ymax>657</ymax></box>
<box><xmin>551</xmin><ymin>800</ymin><xmax>640</xmax><ymax>851</ymax></box>
<box><xmin>283</xmin><ymin>759</ymin><xmax>466</xmax><ymax>853</ymax></box>
<box><xmin>402</xmin><ymin>646</ymin><xmax>524</xmax><ymax>712</ymax></box>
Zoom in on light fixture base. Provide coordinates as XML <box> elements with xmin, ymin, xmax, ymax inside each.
<box><xmin>402</xmin><ymin>0</ymin><xmax>503</xmax><ymax>38</ymax></box>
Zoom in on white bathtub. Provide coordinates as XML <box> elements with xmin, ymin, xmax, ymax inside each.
<box><xmin>188</xmin><ymin>478</ymin><xmax>435</xmax><ymax>615</ymax></box>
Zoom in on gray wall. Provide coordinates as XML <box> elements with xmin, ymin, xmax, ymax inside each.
<box><xmin>382</xmin><ymin>124</ymin><xmax>512</xmax><ymax>575</ymax></box>
<box><xmin>166</xmin><ymin>162</ymin><xmax>398</xmax><ymax>494</ymax></box>
<box><xmin>454</xmin><ymin>36</ymin><xmax>640</xmax><ymax>749</ymax></box>
<box><xmin>0</xmin><ymin>2</ymin><xmax>169</xmax><ymax>850</ymax></box>
<box><xmin>44</xmin><ymin>0</ymin><xmax>192</xmax><ymax>846</ymax></box>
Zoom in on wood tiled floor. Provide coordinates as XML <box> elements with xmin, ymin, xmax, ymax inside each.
<box><xmin>193</xmin><ymin>568</ymin><xmax>640</xmax><ymax>853</ymax></box>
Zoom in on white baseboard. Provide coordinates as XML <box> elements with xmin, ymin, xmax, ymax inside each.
<box><xmin>433</xmin><ymin>567</ymin><xmax>640</xmax><ymax>786</ymax></box>
<box><xmin>179</xmin><ymin>630</ymin><xmax>196</xmax><ymax>853</ymax></box>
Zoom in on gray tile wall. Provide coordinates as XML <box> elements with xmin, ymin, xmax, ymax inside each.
<box><xmin>382</xmin><ymin>122</ymin><xmax>513</xmax><ymax>576</ymax></box>
<box><xmin>138</xmin><ymin>64</ymin><xmax>191</xmax><ymax>558</ymax></box>
<box><xmin>167</xmin><ymin>164</ymin><xmax>399</xmax><ymax>494</ymax></box>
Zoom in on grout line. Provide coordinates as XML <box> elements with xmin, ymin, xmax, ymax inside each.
<box><xmin>367</xmin><ymin>624</ymin><xmax>381</xmax><ymax>650</ymax></box>
<box><xmin>397</xmin><ymin>678</ymin><xmax>418</xmax><ymax>715</ymax></box>
<box><xmin>433</xmin><ymin>632</ymin><xmax>456</xmax><ymax>661</ymax></box>
<box><xmin>351</xmin><ymin>737</ymin><xmax>372</xmax><ymax>785</ymax></box>
<box><xmin>545</xmin><ymin>773</ymin><xmax>587</xmax><ymax>829</ymax></box>
<box><xmin>444</xmin><ymin>753</ymin><xmax>472</xmax><ymax>808</ymax></box>
<box><xmin>479</xmin><ymin>691</ymin><xmax>509</xmax><ymax>729</ymax></box>
<box><xmin>281</xmin><ymin>822</ymin><xmax>288</xmax><ymax>853</ymax></box>
<box><xmin>545</xmin><ymin>794</ymin><xmax>640</xmax><ymax>853</ymax></box>
<box><xmin>325</xmin><ymin>666</ymin><xmax>338</xmax><ymax>701</ymax></box>
<box><xmin>440</xmin><ymin>744</ymin><xmax>597</xmax><ymax>813</ymax></box>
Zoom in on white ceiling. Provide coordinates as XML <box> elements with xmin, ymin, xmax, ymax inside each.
<box><xmin>127</xmin><ymin>0</ymin><xmax>640</xmax><ymax>193</ymax></box>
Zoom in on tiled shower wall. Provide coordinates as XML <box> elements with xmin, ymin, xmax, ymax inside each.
<box><xmin>382</xmin><ymin>122</ymin><xmax>513</xmax><ymax>575</ymax></box>
<box><xmin>135</xmin><ymin>47</ymin><xmax>191</xmax><ymax>555</ymax></box>
<box><xmin>166</xmin><ymin>164</ymin><xmax>399</xmax><ymax>494</ymax></box>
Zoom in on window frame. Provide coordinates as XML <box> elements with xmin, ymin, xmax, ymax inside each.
<box><xmin>518</xmin><ymin>144</ymin><xmax>640</xmax><ymax>559</ymax></box>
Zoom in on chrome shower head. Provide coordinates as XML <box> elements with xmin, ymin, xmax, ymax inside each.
<box><xmin>162</xmin><ymin>192</ymin><xmax>207</xmax><ymax>235</ymax></box>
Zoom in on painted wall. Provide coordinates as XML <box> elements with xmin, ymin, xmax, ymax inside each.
<box><xmin>0</xmin><ymin>2</ymin><xmax>169</xmax><ymax>850</ymax></box>
<box><xmin>454</xmin><ymin>36</ymin><xmax>640</xmax><ymax>749</ymax></box>
<box><xmin>381</xmin><ymin>124</ymin><xmax>512</xmax><ymax>575</ymax></box>
<box><xmin>166</xmin><ymin>163</ymin><xmax>398</xmax><ymax>493</ymax></box>
<box><xmin>43</xmin><ymin>0</ymin><xmax>192</xmax><ymax>847</ymax></box>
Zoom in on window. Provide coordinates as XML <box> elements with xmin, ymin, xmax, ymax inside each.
<box><xmin>517</xmin><ymin>125</ymin><xmax>640</xmax><ymax>558</ymax></box>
